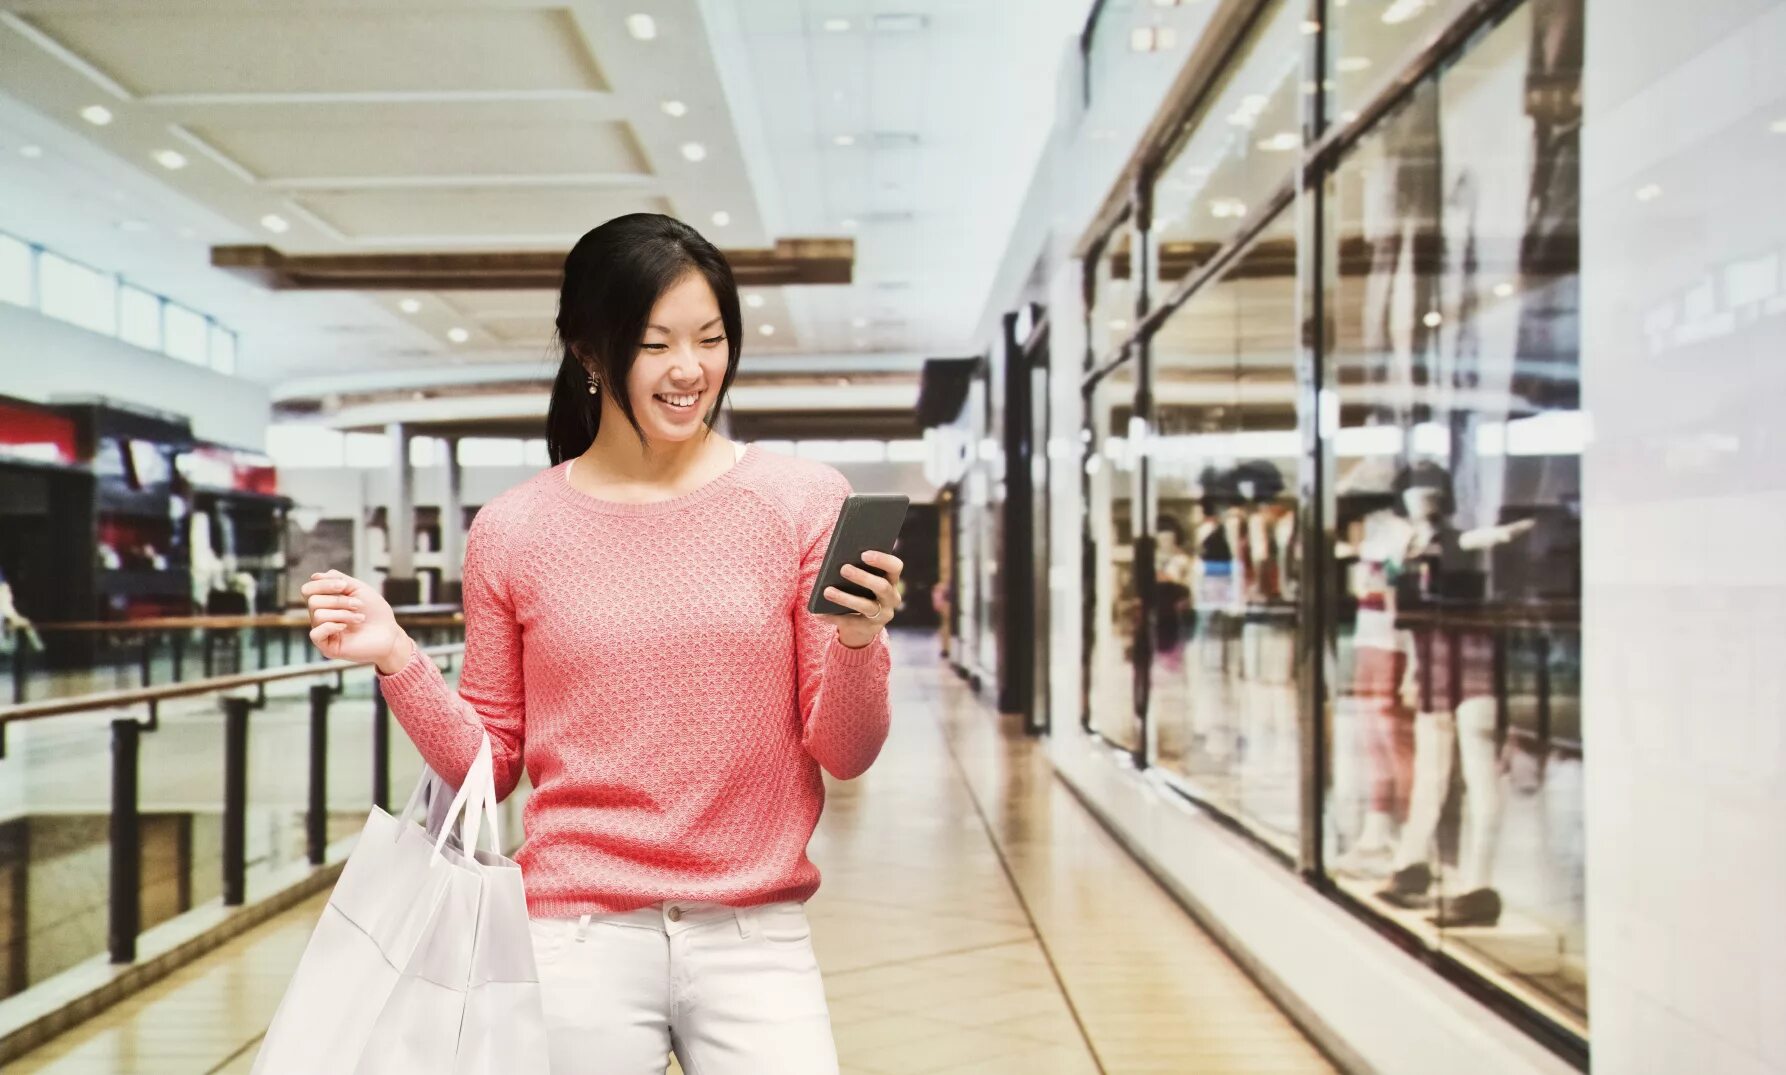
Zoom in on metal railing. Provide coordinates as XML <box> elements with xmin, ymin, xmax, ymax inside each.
<box><xmin>0</xmin><ymin>636</ymin><xmax>463</xmax><ymax>965</ymax></box>
<box><xmin>7</xmin><ymin>606</ymin><xmax>463</xmax><ymax>709</ymax></box>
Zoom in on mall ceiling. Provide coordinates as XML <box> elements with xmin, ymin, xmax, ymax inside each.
<box><xmin>0</xmin><ymin>0</ymin><xmax>1086</xmax><ymax>437</ymax></box>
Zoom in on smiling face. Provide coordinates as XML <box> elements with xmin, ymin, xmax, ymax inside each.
<box><xmin>617</xmin><ymin>270</ymin><xmax>730</xmax><ymax>446</ymax></box>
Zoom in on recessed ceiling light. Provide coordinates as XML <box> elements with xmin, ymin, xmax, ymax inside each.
<box><xmin>745</xmin><ymin>294</ymin><xmax>765</xmax><ymax>309</ymax></box>
<box><xmin>260</xmin><ymin>213</ymin><xmax>290</xmax><ymax>234</ymax></box>
<box><xmin>447</xmin><ymin>327</ymin><xmax>470</xmax><ymax>343</ymax></box>
<box><xmin>823</xmin><ymin>17</ymin><xmax>851</xmax><ymax>32</ymax></box>
<box><xmin>833</xmin><ymin>134</ymin><xmax>856</xmax><ymax>147</ymax></box>
<box><xmin>661</xmin><ymin>99</ymin><xmax>688</xmax><ymax>118</ymax></box>
<box><xmin>840</xmin><ymin>218</ymin><xmax>859</xmax><ymax>231</ymax></box>
<box><xmin>152</xmin><ymin>149</ymin><xmax>187</xmax><ymax>170</ymax></box>
<box><xmin>836</xmin><ymin>376</ymin><xmax>852</xmax><ymax>386</ymax></box>
<box><xmin>680</xmin><ymin>142</ymin><xmax>707</xmax><ymax>162</ymax></box>
<box><xmin>1209</xmin><ymin>198</ymin><xmax>1247</xmax><ymax>219</ymax></box>
<box><xmin>625</xmin><ymin>13</ymin><xmax>657</xmax><ymax>40</ymax></box>
<box><xmin>1635</xmin><ymin>183</ymin><xmax>1662</xmax><ymax>202</ymax></box>
<box><xmin>399</xmin><ymin>299</ymin><xmax>422</xmax><ymax>314</ymax></box>
<box><xmin>1257</xmin><ymin>131</ymin><xmax>1299</xmax><ymax>152</ymax></box>
<box><xmin>1493</xmin><ymin>282</ymin><xmax>1515</xmax><ymax>298</ymax></box>
<box><xmin>19</xmin><ymin>144</ymin><xmax>42</xmax><ymax>159</ymax></box>
<box><xmin>852</xmin><ymin>317</ymin><xmax>869</xmax><ymax>328</ymax></box>
<box><xmin>81</xmin><ymin>104</ymin><xmax>113</xmax><ymax>126</ymax></box>
<box><xmin>759</xmin><ymin>324</ymin><xmax>776</xmax><ymax>336</ymax></box>
<box><xmin>1381</xmin><ymin>0</ymin><xmax>1425</xmax><ymax>25</ymax></box>
<box><xmin>1422</xmin><ymin>311</ymin><xmax>1443</xmax><ymax>327</ymax></box>
<box><xmin>710</xmin><ymin>210</ymin><xmax>731</xmax><ymax>227</ymax></box>
<box><xmin>1337</xmin><ymin>56</ymin><xmax>1372</xmax><ymax>73</ymax></box>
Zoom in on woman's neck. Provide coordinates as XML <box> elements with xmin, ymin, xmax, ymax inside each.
<box><xmin>575</xmin><ymin>417</ymin><xmax>733</xmax><ymax>499</ymax></box>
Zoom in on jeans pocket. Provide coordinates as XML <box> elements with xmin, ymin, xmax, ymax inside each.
<box><xmin>528</xmin><ymin>917</ymin><xmax>570</xmax><ymax>967</ymax></box>
<box><xmin>755</xmin><ymin>903</ymin><xmax>812</xmax><ymax>945</ymax></box>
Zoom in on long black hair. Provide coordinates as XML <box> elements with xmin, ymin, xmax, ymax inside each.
<box><xmin>546</xmin><ymin>213</ymin><xmax>742</xmax><ymax>464</ymax></box>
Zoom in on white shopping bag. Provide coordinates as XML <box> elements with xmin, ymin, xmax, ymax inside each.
<box><xmin>252</xmin><ymin>734</ymin><xmax>547</xmax><ymax>1074</ymax></box>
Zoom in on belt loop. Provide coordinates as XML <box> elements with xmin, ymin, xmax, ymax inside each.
<box><xmin>576</xmin><ymin>913</ymin><xmax>591</xmax><ymax>943</ymax></box>
<box><xmin>736</xmin><ymin>906</ymin><xmax>753</xmax><ymax>940</ymax></box>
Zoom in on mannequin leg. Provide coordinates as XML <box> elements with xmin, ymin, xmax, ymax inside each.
<box><xmin>1380</xmin><ymin>709</ymin><xmax>1457</xmax><ymax>903</ymax></box>
<box><xmin>1433</xmin><ymin>695</ymin><xmax>1505</xmax><ymax>927</ymax></box>
<box><xmin>1337</xmin><ymin>643</ymin><xmax>1406</xmax><ymax>871</ymax></box>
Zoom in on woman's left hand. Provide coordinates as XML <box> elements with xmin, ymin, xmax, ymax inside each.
<box><xmin>822</xmin><ymin>550</ymin><xmax>905</xmax><ymax>649</ymax></box>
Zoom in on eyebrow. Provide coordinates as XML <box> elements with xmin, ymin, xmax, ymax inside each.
<box><xmin>645</xmin><ymin>317</ymin><xmax>724</xmax><ymax>334</ymax></box>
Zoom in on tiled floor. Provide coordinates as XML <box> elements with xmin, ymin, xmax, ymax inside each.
<box><xmin>12</xmin><ymin>631</ymin><xmax>1333</xmax><ymax>1074</ymax></box>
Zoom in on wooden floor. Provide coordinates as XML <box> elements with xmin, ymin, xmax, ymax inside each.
<box><xmin>12</xmin><ymin>632</ymin><xmax>1334</xmax><ymax>1074</ymax></box>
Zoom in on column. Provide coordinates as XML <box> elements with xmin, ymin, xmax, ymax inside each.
<box><xmin>384</xmin><ymin>422</ymin><xmax>419</xmax><ymax>605</ymax></box>
<box><xmin>440</xmin><ymin>436</ymin><xmax>464</xmax><ymax>604</ymax></box>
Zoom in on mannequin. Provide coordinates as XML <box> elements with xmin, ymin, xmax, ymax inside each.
<box><xmin>1376</xmin><ymin>462</ymin><xmax>1533</xmax><ymax>926</ymax></box>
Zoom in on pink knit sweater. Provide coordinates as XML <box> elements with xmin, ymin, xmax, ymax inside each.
<box><xmin>376</xmin><ymin>445</ymin><xmax>893</xmax><ymax>916</ymax></box>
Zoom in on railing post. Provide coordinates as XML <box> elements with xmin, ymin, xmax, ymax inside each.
<box><xmin>282</xmin><ymin>625</ymin><xmax>293</xmax><ymax>666</ymax></box>
<box><xmin>372</xmin><ymin>677</ymin><xmax>390</xmax><ymax>812</ymax></box>
<box><xmin>222</xmin><ymin>697</ymin><xmax>249</xmax><ymax>906</ymax></box>
<box><xmin>109</xmin><ymin>718</ymin><xmax>141</xmax><ymax>963</ymax></box>
<box><xmin>308</xmin><ymin>684</ymin><xmax>331</xmax><ymax>865</ymax></box>
<box><xmin>203</xmin><ymin>629</ymin><xmax>215</xmax><ymax>677</ymax></box>
<box><xmin>171</xmin><ymin>630</ymin><xmax>184</xmax><ymax>682</ymax></box>
<box><xmin>139</xmin><ymin>633</ymin><xmax>153</xmax><ymax>688</ymax></box>
<box><xmin>257</xmin><ymin>626</ymin><xmax>269</xmax><ymax>670</ymax></box>
<box><xmin>12</xmin><ymin>636</ymin><xmax>26</xmax><ymax>704</ymax></box>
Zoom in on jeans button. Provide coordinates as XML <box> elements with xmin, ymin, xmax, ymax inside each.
<box><xmin>667</xmin><ymin>905</ymin><xmax>683</xmax><ymax>922</ymax></box>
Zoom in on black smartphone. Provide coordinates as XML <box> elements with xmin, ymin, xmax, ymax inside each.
<box><xmin>807</xmin><ymin>494</ymin><xmax>910</xmax><ymax>615</ymax></box>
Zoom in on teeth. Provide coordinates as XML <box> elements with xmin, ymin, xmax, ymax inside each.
<box><xmin>658</xmin><ymin>392</ymin><xmax>698</xmax><ymax>407</ymax></box>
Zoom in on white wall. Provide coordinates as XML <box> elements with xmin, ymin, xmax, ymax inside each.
<box><xmin>1581</xmin><ymin>3</ymin><xmax>1786</xmax><ymax>1073</ymax></box>
<box><xmin>0</xmin><ymin>302</ymin><xmax>270</xmax><ymax>449</ymax></box>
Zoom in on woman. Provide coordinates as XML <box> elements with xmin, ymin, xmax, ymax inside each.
<box><xmin>300</xmin><ymin>213</ymin><xmax>901</xmax><ymax>1074</ymax></box>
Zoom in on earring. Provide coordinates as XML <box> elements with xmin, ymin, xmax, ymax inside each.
<box><xmin>587</xmin><ymin>377</ymin><xmax>599</xmax><ymax>396</ymax></box>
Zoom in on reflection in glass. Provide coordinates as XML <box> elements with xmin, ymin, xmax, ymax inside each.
<box><xmin>1148</xmin><ymin>208</ymin><xmax>1304</xmax><ymax>851</ymax></box>
<box><xmin>1085</xmin><ymin>362</ymin><xmax>1141</xmax><ymax>751</ymax></box>
<box><xmin>1089</xmin><ymin>221</ymin><xmax>1137</xmax><ymax>364</ymax></box>
<box><xmin>1151</xmin><ymin>0</ymin><xmax>1305</xmax><ymax>298</ymax></box>
<box><xmin>1327</xmin><ymin>0</ymin><xmax>1471</xmax><ymax>120</ymax></box>
<box><xmin>1320</xmin><ymin>0</ymin><xmax>1585</xmax><ymax>1030</ymax></box>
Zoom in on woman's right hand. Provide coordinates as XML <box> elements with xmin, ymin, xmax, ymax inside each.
<box><xmin>300</xmin><ymin>569</ymin><xmax>412</xmax><ymax>674</ymax></box>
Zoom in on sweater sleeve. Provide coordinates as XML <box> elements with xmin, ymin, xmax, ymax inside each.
<box><xmin>793</xmin><ymin>469</ymin><xmax>893</xmax><ymax>780</ymax></box>
<box><xmin>376</xmin><ymin>507</ymin><xmax>526</xmax><ymax>799</ymax></box>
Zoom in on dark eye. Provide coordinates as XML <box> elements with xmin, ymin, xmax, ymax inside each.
<box><xmin>641</xmin><ymin>342</ymin><xmax>668</xmax><ymax>352</ymax></box>
<box><xmin>702</xmin><ymin>335</ymin><xmax>727</xmax><ymax>347</ymax></box>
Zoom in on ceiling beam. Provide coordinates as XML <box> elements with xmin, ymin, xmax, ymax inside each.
<box><xmin>211</xmin><ymin>237</ymin><xmax>854</xmax><ymax>291</ymax></box>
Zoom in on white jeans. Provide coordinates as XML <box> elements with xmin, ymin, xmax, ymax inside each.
<box><xmin>526</xmin><ymin>900</ymin><xmax>839</xmax><ymax>1075</ymax></box>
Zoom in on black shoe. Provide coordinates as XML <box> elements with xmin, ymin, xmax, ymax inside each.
<box><xmin>1431</xmin><ymin>888</ymin><xmax>1502</xmax><ymax>928</ymax></box>
<box><xmin>1377</xmin><ymin>863</ymin><xmax>1433</xmax><ymax>908</ymax></box>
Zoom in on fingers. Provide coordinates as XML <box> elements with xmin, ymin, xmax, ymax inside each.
<box><xmin>305</xmin><ymin>593</ymin><xmax>360</xmax><ymax>613</ymax></box>
<box><xmin>841</xmin><ymin>562</ymin><xmax>902</xmax><ymax>609</ymax></box>
<box><xmin>861</xmin><ymin>550</ymin><xmax>905</xmax><ymax>586</ymax></box>
<box><xmin>311</xmin><ymin>609</ymin><xmax>364</xmax><ymax>626</ymax></box>
<box><xmin>309</xmin><ymin>622</ymin><xmax>345</xmax><ymax>648</ymax></box>
<box><xmin>300</xmin><ymin>572</ymin><xmax>357</xmax><ymax>599</ymax></box>
<box><xmin>822</xmin><ymin>585</ymin><xmax>882</xmax><ymax>619</ymax></box>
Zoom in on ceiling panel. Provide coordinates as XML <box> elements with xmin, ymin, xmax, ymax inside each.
<box><xmin>185</xmin><ymin>113</ymin><xmax>648</xmax><ymax>182</ymax></box>
<box><xmin>18</xmin><ymin>8</ymin><xmax>607</xmax><ymax>96</ymax></box>
<box><xmin>292</xmin><ymin>187</ymin><xmax>673</xmax><ymax>242</ymax></box>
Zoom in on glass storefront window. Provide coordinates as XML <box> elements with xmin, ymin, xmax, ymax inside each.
<box><xmin>1151</xmin><ymin>0</ymin><xmax>1306</xmax><ymax>298</ymax></box>
<box><xmin>1088</xmin><ymin>219</ymin><xmax>1137</xmax><ymax>364</ymax></box>
<box><xmin>1326</xmin><ymin>0</ymin><xmax>1472</xmax><ymax>121</ymax></box>
<box><xmin>1319</xmin><ymin>0</ymin><xmax>1586</xmax><ymax>1031</ymax></box>
<box><xmin>1084</xmin><ymin>358</ymin><xmax>1142</xmax><ymax>751</ymax></box>
<box><xmin>1147</xmin><ymin>207</ymin><xmax>1304</xmax><ymax>851</ymax></box>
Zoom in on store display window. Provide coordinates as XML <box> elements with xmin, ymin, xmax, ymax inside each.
<box><xmin>1083</xmin><ymin>358</ymin><xmax>1143</xmax><ymax>753</ymax></box>
<box><xmin>1317</xmin><ymin>0</ymin><xmax>1585</xmax><ymax>1032</ymax></box>
<box><xmin>1146</xmin><ymin>207</ymin><xmax>1305</xmax><ymax>853</ymax></box>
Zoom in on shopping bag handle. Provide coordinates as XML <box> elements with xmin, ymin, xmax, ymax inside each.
<box><xmin>431</xmin><ymin>733</ymin><xmax>503</xmax><ymax>864</ymax></box>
